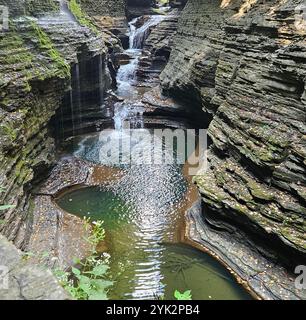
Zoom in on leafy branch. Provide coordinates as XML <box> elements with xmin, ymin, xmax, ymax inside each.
<box><xmin>54</xmin><ymin>218</ymin><xmax>113</xmax><ymax>300</ymax></box>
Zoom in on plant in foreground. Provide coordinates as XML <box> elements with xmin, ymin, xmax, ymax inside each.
<box><xmin>0</xmin><ymin>187</ymin><xmax>15</xmax><ymax>225</ymax></box>
<box><xmin>174</xmin><ymin>290</ymin><xmax>192</xmax><ymax>300</ymax></box>
<box><xmin>54</xmin><ymin>218</ymin><xmax>113</xmax><ymax>300</ymax></box>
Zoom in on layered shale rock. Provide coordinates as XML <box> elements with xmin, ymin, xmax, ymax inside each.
<box><xmin>0</xmin><ymin>235</ymin><xmax>69</xmax><ymax>300</ymax></box>
<box><xmin>161</xmin><ymin>0</ymin><xmax>306</xmax><ymax>299</ymax></box>
<box><xmin>79</xmin><ymin>0</ymin><xmax>129</xmax><ymax>49</ymax></box>
<box><xmin>137</xmin><ymin>11</ymin><xmax>180</xmax><ymax>85</ymax></box>
<box><xmin>0</xmin><ymin>0</ymin><xmax>111</xmax><ymax>250</ymax></box>
<box><xmin>127</xmin><ymin>0</ymin><xmax>156</xmax><ymax>19</ymax></box>
<box><xmin>0</xmin><ymin>0</ymin><xmax>60</xmax><ymax>16</ymax></box>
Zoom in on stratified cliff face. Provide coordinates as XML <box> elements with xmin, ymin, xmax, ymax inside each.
<box><xmin>0</xmin><ymin>0</ymin><xmax>110</xmax><ymax>248</ymax></box>
<box><xmin>161</xmin><ymin>0</ymin><xmax>305</xmax><ymax>286</ymax></box>
<box><xmin>80</xmin><ymin>0</ymin><xmax>126</xmax><ymax>17</ymax></box>
<box><xmin>127</xmin><ymin>0</ymin><xmax>156</xmax><ymax>19</ymax></box>
<box><xmin>0</xmin><ymin>0</ymin><xmax>59</xmax><ymax>16</ymax></box>
<box><xmin>79</xmin><ymin>0</ymin><xmax>128</xmax><ymax>48</ymax></box>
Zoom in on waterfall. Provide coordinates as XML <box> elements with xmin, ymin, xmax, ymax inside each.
<box><xmin>74</xmin><ymin>63</ymin><xmax>82</xmax><ymax>132</ymax></box>
<box><xmin>116</xmin><ymin>50</ymin><xmax>142</xmax><ymax>98</ymax></box>
<box><xmin>67</xmin><ymin>62</ymin><xmax>82</xmax><ymax>137</ymax></box>
<box><xmin>98</xmin><ymin>54</ymin><xmax>105</xmax><ymax>106</ymax></box>
<box><xmin>116</xmin><ymin>15</ymin><xmax>165</xmax><ymax>98</ymax></box>
<box><xmin>59</xmin><ymin>0</ymin><xmax>77</xmax><ymax>22</ymax></box>
<box><xmin>114</xmin><ymin>15</ymin><xmax>165</xmax><ymax>124</ymax></box>
<box><xmin>70</xmin><ymin>88</ymin><xmax>76</xmax><ymax>137</ymax></box>
<box><xmin>128</xmin><ymin>18</ymin><xmax>138</xmax><ymax>49</ymax></box>
<box><xmin>129</xmin><ymin>15</ymin><xmax>166</xmax><ymax>49</ymax></box>
<box><xmin>113</xmin><ymin>102</ymin><xmax>144</xmax><ymax>130</ymax></box>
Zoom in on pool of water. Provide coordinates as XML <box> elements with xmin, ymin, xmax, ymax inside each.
<box><xmin>57</xmin><ymin>187</ymin><xmax>252</xmax><ymax>300</ymax></box>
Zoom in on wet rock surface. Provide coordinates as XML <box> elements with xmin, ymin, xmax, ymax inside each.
<box><xmin>161</xmin><ymin>0</ymin><xmax>306</xmax><ymax>299</ymax></box>
<box><xmin>27</xmin><ymin>157</ymin><xmax>122</xmax><ymax>269</ymax></box>
<box><xmin>136</xmin><ymin>12</ymin><xmax>180</xmax><ymax>85</ymax></box>
<box><xmin>186</xmin><ymin>201</ymin><xmax>306</xmax><ymax>300</ymax></box>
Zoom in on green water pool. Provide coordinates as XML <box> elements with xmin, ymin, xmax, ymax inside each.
<box><xmin>57</xmin><ymin>187</ymin><xmax>252</xmax><ymax>300</ymax></box>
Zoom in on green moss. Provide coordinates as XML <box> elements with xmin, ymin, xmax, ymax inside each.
<box><xmin>247</xmin><ymin>180</ymin><xmax>274</xmax><ymax>201</ymax></box>
<box><xmin>25</xmin><ymin>0</ymin><xmax>59</xmax><ymax>16</ymax></box>
<box><xmin>69</xmin><ymin>0</ymin><xmax>99</xmax><ymax>34</ymax></box>
<box><xmin>0</xmin><ymin>122</ymin><xmax>18</xmax><ymax>141</ymax></box>
<box><xmin>30</xmin><ymin>21</ymin><xmax>70</xmax><ymax>78</ymax></box>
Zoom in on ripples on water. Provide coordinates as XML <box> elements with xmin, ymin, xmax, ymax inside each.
<box><xmin>57</xmin><ymin>187</ymin><xmax>251</xmax><ymax>300</ymax></box>
<box><xmin>73</xmin><ymin>131</ymin><xmax>188</xmax><ymax>299</ymax></box>
<box><xmin>56</xmin><ymin>132</ymin><xmax>251</xmax><ymax>300</ymax></box>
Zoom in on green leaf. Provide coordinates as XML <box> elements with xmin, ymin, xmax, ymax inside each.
<box><xmin>73</xmin><ymin>257</ymin><xmax>81</xmax><ymax>264</ymax></box>
<box><xmin>71</xmin><ymin>267</ymin><xmax>81</xmax><ymax>276</ymax></box>
<box><xmin>91</xmin><ymin>279</ymin><xmax>113</xmax><ymax>290</ymax></box>
<box><xmin>0</xmin><ymin>205</ymin><xmax>15</xmax><ymax>211</ymax></box>
<box><xmin>79</xmin><ymin>275</ymin><xmax>92</xmax><ymax>295</ymax></box>
<box><xmin>174</xmin><ymin>290</ymin><xmax>192</xmax><ymax>300</ymax></box>
<box><xmin>85</xmin><ymin>264</ymin><xmax>109</xmax><ymax>277</ymax></box>
<box><xmin>88</xmin><ymin>290</ymin><xmax>107</xmax><ymax>300</ymax></box>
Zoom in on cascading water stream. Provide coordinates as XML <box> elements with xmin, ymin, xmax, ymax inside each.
<box><xmin>129</xmin><ymin>15</ymin><xmax>166</xmax><ymax>49</ymax></box>
<box><xmin>59</xmin><ymin>0</ymin><xmax>78</xmax><ymax>22</ymax></box>
<box><xmin>116</xmin><ymin>15</ymin><xmax>166</xmax><ymax>118</ymax></box>
<box><xmin>74</xmin><ymin>63</ymin><xmax>82</xmax><ymax>131</ymax></box>
<box><xmin>58</xmin><ymin>10</ymin><xmax>252</xmax><ymax>300</ymax></box>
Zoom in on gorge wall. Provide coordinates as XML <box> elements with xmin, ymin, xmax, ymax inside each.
<box><xmin>0</xmin><ymin>0</ymin><xmax>111</xmax><ymax>249</ymax></box>
<box><xmin>1</xmin><ymin>0</ymin><xmax>305</xmax><ymax>300</ymax></box>
<box><xmin>161</xmin><ymin>0</ymin><xmax>306</xmax><ymax>298</ymax></box>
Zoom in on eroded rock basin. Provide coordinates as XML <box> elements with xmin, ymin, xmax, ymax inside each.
<box><xmin>56</xmin><ymin>186</ymin><xmax>252</xmax><ymax>300</ymax></box>
<box><xmin>51</xmin><ymin>127</ymin><xmax>253</xmax><ymax>300</ymax></box>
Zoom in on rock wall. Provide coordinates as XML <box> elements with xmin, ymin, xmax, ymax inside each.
<box><xmin>0</xmin><ymin>235</ymin><xmax>69</xmax><ymax>299</ymax></box>
<box><xmin>0</xmin><ymin>0</ymin><xmax>60</xmax><ymax>16</ymax></box>
<box><xmin>137</xmin><ymin>12</ymin><xmax>179</xmax><ymax>85</ymax></box>
<box><xmin>0</xmin><ymin>1</ymin><xmax>111</xmax><ymax>249</ymax></box>
<box><xmin>161</xmin><ymin>0</ymin><xmax>306</xmax><ymax>289</ymax></box>
<box><xmin>80</xmin><ymin>0</ymin><xmax>126</xmax><ymax>17</ymax></box>
<box><xmin>78</xmin><ymin>0</ymin><xmax>128</xmax><ymax>49</ymax></box>
<box><xmin>127</xmin><ymin>0</ymin><xmax>156</xmax><ymax>19</ymax></box>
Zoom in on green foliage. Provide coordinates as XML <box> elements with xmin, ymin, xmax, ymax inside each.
<box><xmin>68</xmin><ymin>0</ymin><xmax>99</xmax><ymax>34</ymax></box>
<box><xmin>54</xmin><ymin>218</ymin><xmax>113</xmax><ymax>300</ymax></box>
<box><xmin>0</xmin><ymin>205</ymin><xmax>15</xmax><ymax>211</ymax></box>
<box><xmin>174</xmin><ymin>290</ymin><xmax>192</xmax><ymax>300</ymax></box>
<box><xmin>152</xmin><ymin>8</ymin><xmax>167</xmax><ymax>15</ymax></box>
<box><xmin>0</xmin><ymin>187</ymin><xmax>15</xmax><ymax>212</ymax></box>
<box><xmin>83</xmin><ymin>218</ymin><xmax>105</xmax><ymax>249</ymax></box>
<box><xmin>54</xmin><ymin>255</ymin><xmax>113</xmax><ymax>300</ymax></box>
<box><xmin>30</xmin><ymin>21</ymin><xmax>70</xmax><ymax>78</ymax></box>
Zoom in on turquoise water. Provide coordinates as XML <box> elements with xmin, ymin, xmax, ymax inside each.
<box><xmin>57</xmin><ymin>187</ymin><xmax>252</xmax><ymax>300</ymax></box>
